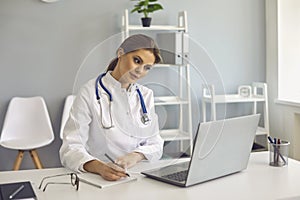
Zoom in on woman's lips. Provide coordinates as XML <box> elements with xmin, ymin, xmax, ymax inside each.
<box><xmin>129</xmin><ymin>72</ymin><xmax>139</xmax><ymax>80</ymax></box>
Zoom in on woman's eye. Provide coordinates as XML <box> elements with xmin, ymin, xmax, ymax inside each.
<box><xmin>144</xmin><ymin>65</ymin><xmax>153</xmax><ymax>71</ymax></box>
<box><xmin>134</xmin><ymin>57</ymin><xmax>141</xmax><ymax>64</ymax></box>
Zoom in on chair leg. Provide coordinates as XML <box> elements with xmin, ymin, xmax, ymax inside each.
<box><xmin>29</xmin><ymin>149</ymin><xmax>43</xmax><ymax>169</ymax></box>
<box><xmin>13</xmin><ymin>150</ymin><xmax>24</xmax><ymax>170</ymax></box>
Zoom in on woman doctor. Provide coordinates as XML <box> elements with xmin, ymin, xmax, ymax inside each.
<box><xmin>60</xmin><ymin>34</ymin><xmax>164</xmax><ymax>181</ymax></box>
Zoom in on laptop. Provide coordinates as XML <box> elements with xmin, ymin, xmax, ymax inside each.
<box><xmin>141</xmin><ymin>114</ymin><xmax>260</xmax><ymax>187</ymax></box>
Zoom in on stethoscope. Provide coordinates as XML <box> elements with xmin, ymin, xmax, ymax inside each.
<box><xmin>95</xmin><ymin>72</ymin><xmax>150</xmax><ymax>129</ymax></box>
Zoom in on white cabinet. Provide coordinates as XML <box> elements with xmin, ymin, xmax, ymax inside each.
<box><xmin>122</xmin><ymin>10</ymin><xmax>193</xmax><ymax>156</ymax></box>
<box><xmin>202</xmin><ymin>82</ymin><xmax>269</xmax><ymax>149</ymax></box>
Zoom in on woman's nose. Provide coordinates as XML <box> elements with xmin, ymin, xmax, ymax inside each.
<box><xmin>135</xmin><ymin>65</ymin><xmax>143</xmax><ymax>74</ymax></box>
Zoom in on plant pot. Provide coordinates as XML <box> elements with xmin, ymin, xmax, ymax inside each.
<box><xmin>141</xmin><ymin>17</ymin><xmax>152</xmax><ymax>27</ymax></box>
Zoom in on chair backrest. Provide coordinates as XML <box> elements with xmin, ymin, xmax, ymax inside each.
<box><xmin>0</xmin><ymin>96</ymin><xmax>54</xmax><ymax>146</ymax></box>
<box><xmin>60</xmin><ymin>95</ymin><xmax>76</xmax><ymax>139</ymax></box>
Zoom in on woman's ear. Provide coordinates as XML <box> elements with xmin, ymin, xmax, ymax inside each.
<box><xmin>117</xmin><ymin>48</ymin><xmax>125</xmax><ymax>58</ymax></box>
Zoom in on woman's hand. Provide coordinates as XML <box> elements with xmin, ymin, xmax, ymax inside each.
<box><xmin>115</xmin><ymin>152</ymin><xmax>145</xmax><ymax>169</ymax></box>
<box><xmin>83</xmin><ymin>160</ymin><xmax>128</xmax><ymax>181</ymax></box>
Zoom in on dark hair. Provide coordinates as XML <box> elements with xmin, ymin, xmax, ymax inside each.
<box><xmin>106</xmin><ymin>34</ymin><xmax>161</xmax><ymax>72</ymax></box>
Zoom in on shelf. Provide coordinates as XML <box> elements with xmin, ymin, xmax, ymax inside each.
<box><xmin>256</xmin><ymin>126</ymin><xmax>268</xmax><ymax>136</ymax></box>
<box><xmin>159</xmin><ymin>129</ymin><xmax>190</xmax><ymax>141</ymax></box>
<box><xmin>251</xmin><ymin>142</ymin><xmax>266</xmax><ymax>152</ymax></box>
<box><xmin>154</xmin><ymin>96</ymin><xmax>188</xmax><ymax>105</ymax></box>
<box><xmin>154</xmin><ymin>64</ymin><xmax>185</xmax><ymax>68</ymax></box>
<box><xmin>123</xmin><ymin>9</ymin><xmax>193</xmax><ymax>156</ymax></box>
<box><xmin>202</xmin><ymin>82</ymin><xmax>270</xmax><ymax>150</ymax></box>
<box><xmin>127</xmin><ymin>25</ymin><xmax>186</xmax><ymax>31</ymax></box>
<box><xmin>203</xmin><ymin>94</ymin><xmax>266</xmax><ymax>103</ymax></box>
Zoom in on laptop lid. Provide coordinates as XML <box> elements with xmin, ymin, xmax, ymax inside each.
<box><xmin>142</xmin><ymin>114</ymin><xmax>260</xmax><ymax>187</ymax></box>
<box><xmin>186</xmin><ymin>114</ymin><xmax>260</xmax><ymax>186</ymax></box>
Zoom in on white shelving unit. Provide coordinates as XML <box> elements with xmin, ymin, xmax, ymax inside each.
<box><xmin>202</xmin><ymin>82</ymin><xmax>269</xmax><ymax>149</ymax></box>
<box><xmin>122</xmin><ymin>9</ymin><xmax>193</xmax><ymax>156</ymax></box>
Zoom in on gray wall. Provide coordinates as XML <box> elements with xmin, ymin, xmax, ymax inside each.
<box><xmin>0</xmin><ymin>0</ymin><xmax>266</xmax><ymax>170</ymax></box>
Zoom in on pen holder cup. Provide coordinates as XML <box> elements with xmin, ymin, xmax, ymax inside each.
<box><xmin>269</xmin><ymin>141</ymin><xmax>290</xmax><ymax>167</ymax></box>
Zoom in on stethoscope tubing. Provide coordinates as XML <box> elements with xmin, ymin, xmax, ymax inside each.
<box><xmin>95</xmin><ymin>72</ymin><xmax>150</xmax><ymax>128</ymax></box>
<box><xmin>96</xmin><ymin>73</ymin><xmax>112</xmax><ymax>101</ymax></box>
<box><xmin>136</xmin><ymin>87</ymin><xmax>147</xmax><ymax>114</ymax></box>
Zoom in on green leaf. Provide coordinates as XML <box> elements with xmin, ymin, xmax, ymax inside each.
<box><xmin>138</xmin><ymin>1</ymin><xmax>146</xmax><ymax>6</ymax></box>
<box><xmin>131</xmin><ymin>7</ymin><xmax>140</xmax><ymax>13</ymax></box>
<box><xmin>153</xmin><ymin>4</ymin><xmax>163</xmax><ymax>9</ymax></box>
<box><xmin>130</xmin><ymin>0</ymin><xmax>163</xmax><ymax>16</ymax></box>
<box><xmin>148</xmin><ymin>4</ymin><xmax>163</xmax><ymax>12</ymax></box>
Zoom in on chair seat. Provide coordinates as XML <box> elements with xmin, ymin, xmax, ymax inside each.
<box><xmin>0</xmin><ymin>137</ymin><xmax>54</xmax><ymax>150</ymax></box>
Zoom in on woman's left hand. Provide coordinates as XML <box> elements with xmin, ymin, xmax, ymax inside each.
<box><xmin>115</xmin><ymin>152</ymin><xmax>145</xmax><ymax>169</ymax></box>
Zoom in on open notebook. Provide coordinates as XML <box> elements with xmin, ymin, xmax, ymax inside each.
<box><xmin>78</xmin><ymin>172</ymin><xmax>137</xmax><ymax>189</ymax></box>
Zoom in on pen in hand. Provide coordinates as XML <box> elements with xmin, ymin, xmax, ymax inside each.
<box><xmin>9</xmin><ymin>184</ymin><xmax>25</xmax><ymax>199</ymax></box>
<box><xmin>104</xmin><ymin>153</ymin><xmax>130</xmax><ymax>177</ymax></box>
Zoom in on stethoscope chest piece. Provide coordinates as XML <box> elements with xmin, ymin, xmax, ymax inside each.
<box><xmin>141</xmin><ymin>113</ymin><xmax>151</xmax><ymax>125</ymax></box>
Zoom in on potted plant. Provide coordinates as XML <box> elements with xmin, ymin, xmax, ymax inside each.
<box><xmin>130</xmin><ymin>0</ymin><xmax>163</xmax><ymax>27</ymax></box>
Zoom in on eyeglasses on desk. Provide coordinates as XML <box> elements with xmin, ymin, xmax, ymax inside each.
<box><xmin>38</xmin><ymin>173</ymin><xmax>79</xmax><ymax>192</ymax></box>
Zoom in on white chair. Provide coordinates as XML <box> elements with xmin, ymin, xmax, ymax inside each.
<box><xmin>0</xmin><ymin>96</ymin><xmax>54</xmax><ymax>170</ymax></box>
<box><xmin>60</xmin><ymin>95</ymin><xmax>76</xmax><ymax>139</ymax></box>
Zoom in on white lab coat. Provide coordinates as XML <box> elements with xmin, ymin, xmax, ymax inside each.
<box><xmin>59</xmin><ymin>72</ymin><xmax>164</xmax><ymax>172</ymax></box>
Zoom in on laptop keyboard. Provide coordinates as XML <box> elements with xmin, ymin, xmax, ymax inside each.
<box><xmin>162</xmin><ymin>170</ymin><xmax>188</xmax><ymax>182</ymax></box>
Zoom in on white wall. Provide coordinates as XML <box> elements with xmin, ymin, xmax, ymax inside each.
<box><xmin>0</xmin><ymin>0</ymin><xmax>266</xmax><ymax>170</ymax></box>
<box><xmin>266</xmin><ymin>0</ymin><xmax>300</xmax><ymax>160</ymax></box>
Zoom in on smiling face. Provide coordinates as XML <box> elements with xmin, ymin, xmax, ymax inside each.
<box><xmin>111</xmin><ymin>48</ymin><xmax>155</xmax><ymax>89</ymax></box>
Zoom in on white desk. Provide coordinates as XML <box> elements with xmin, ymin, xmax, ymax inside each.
<box><xmin>1</xmin><ymin>152</ymin><xmax>300</xmax><ymax>200</ymax></box>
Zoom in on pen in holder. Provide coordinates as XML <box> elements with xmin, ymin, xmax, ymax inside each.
<box><xmin>268</xmin><ymin>136</ymin><xmax>290</xmax><ymax>167</ymax></box>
